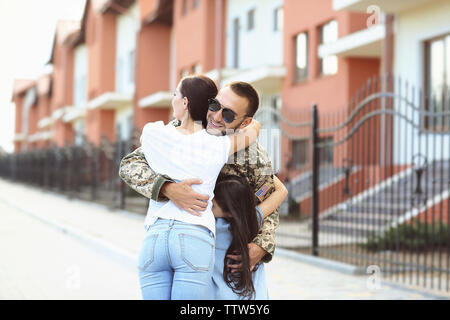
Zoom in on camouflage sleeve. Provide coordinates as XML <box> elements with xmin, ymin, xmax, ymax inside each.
<box><xmin>223</xmin><ymin>143</ymin><xmax>279</xmax><ymax>263</ymax></box>
<box><xmin>252</xmin><ymin>176</ymin><xmax>279</xmax><ymax>264</ymax></box>
<box><xmin>119</xmin><ymin>146</ymin><xmax>174</xmax><ymax>201</ymax></box>
<box><xmin>253</xmin><ymin>210</ymin><xmax>279</xmax><ymax>263</ymax></box>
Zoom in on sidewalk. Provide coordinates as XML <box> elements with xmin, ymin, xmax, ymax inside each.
<box><xmin>0</xmin><ymin>179</ymin><xmax>448</xmax><ymax>300</ymax></box>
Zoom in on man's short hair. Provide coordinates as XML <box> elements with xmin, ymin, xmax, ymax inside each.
<box><xmin>226</xmin><ymin>81</ymin><xmax>259</xmax><ymax>117</ymax></box>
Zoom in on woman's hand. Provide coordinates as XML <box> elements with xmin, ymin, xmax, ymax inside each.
<box><xmin>226</xmin><ymin>243</ymin><xmax>267</xmax><ymax>272</ymax></box>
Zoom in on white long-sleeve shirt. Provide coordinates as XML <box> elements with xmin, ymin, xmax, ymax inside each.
<box><xmin>140</xmin><ymin>121</ymin><xmax>231</xmax><ymax>235</ymax></box>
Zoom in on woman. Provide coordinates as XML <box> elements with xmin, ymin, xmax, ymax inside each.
<box><xmin>211</xmin><ymin>174</ymin><xmax>288</xmax><ymax>299</ymax></box>
<box><xmin>137</xmin><ymin>75</ymin><xmax>261</xmax><ymax>300</ymax></box>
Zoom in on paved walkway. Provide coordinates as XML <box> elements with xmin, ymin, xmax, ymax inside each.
<box><xmin>0</xmin><ymin>179</ymin><xmax>448</xmax><ymax>300</ymax></box>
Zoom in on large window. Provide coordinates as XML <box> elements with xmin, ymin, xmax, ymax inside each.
<box><xmin>115</xmin><ymin>8</ymin><xmax>137</xmax><ymax>95</ymax></box>
<box><xmin>193</xmin><ymin>0</ymin><xmax>200</xmax><ymax>9</ymax></box>
<box><xmin>73</xmin><ymin>45</ymin><xmax>87</xmax><ymax>107</ymax></box>
<box><xmin>247</xmin><ymin>8</ymin><xmax>255</xmax><ymax>31</ymax></box>
<box><xmin>182</xmin><ymin>0</ymin><xmax>188</xmax><ymax>15</ymax></box>
<box><xmin>192</xmin><ymin>63</ymin><xmax>202</xmax><ymax>74</ymax></box>
<box><xmin>294</xmin><ymin>32</ymin><xmax>308</xmax><ymax>82</ymax></box>
<box><xmin>425</xmin><ymin>33</ymin><xmax>450</xmax><ymax>131</ymax></box>
<box><xmin>274</xmin><ymin>7</ymin><xmax>283</xmax><ymax>32</ymax></box>
<box><xmin>319</xmin><ymin>137</ymin><xmax>334</xmax><ymax>165</ymax></box>
<box><xmin>292</xmin><ymin>139</ymin><xmax>309</xmax><ymax>168</ymax></box>
<box><xmin>319</xmin><ymin>20</ymin><xmax>338</xmax><ymax>76</ymax></box>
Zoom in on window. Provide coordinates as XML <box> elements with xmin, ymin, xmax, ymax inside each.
<box><xmin>74</xmin><ymin>74</ymin><xmax>86</xmax><ymax>107</ymax></box>
<box><xmin>292</xmin><ymin>139</ymin><xmax>309</xmax><ymax>168</ymax></box>
<box><xmin>192</xmin><ymin>63</ymin><xmax>202</xmax><ymax>74</ymax></box>
<box><xmin>128</xmin><ymin>49</ymin><xmax>135</xmax><ymax>84</ymax></box>
<box><xmin>74</xmin><ymin>45</ymin><xmax>87</xmax><ymax>107</ymax></box>
<box><xmin>319</xmin><ymin>137</ymin><xmax>334</xmax><ymax>165</ymax></box>
<box><xmin>74</xmin><ymin>121</ymin><xmax>85</xmax><ymax>146</ymax></box>
<box><xmin>232</xmin><ymin>17</ymin><xmax>240</xmax><ymax>68</ymax></box>
<box><xmin>271</xmin><ymin>96</ymin><xmax>281</xmax><ymax>122</ymax></box>
<box><xmin>116</xmin><ymin>56</ymin><xmax>125</xmax><ymax>92</ymax></box>
<box><xmin>294</xmin><ymin>32</ymin><xmax>308</xmax><ymax>82</ymax></box>
<box><xmin>274</xmin><ymin>7</ymin><xmax>283</xmax><ymax>31</ymax></box>
<box><xmin>425</xmin><ymin>33</ymin><xmax>450</xmax><ymax>131</ymax></box>
<box><xmin>193</xmin><ymin>0</ymin><xmax>200</xmax><ymax>9</ymax></box>
<box><xmin>182</xmin><ymin>0</ymin><xmax>188</xmax><ymax>15</ymax></box>
<box><xmin>180</xmin><ymin>69</ymin><xmax>189</xmax><ymax>79</ymax></box>
<box><xmin>247</xmin><ymin>9</ymin><xmax>255</xmax><ymax>31</ymax></box>
<box><xmin>319</xmin><ymin>20</ymin><xmax>338</xmax><ymax>76</ymax></box>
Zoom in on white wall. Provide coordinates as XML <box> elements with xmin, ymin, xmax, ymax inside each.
<box><xmin>225</xmin><ymin>0</ymin><xmax>283</xmax><ymax>70</ymax></box>
<box><xmin>392</xmin><ymin>0</ymin><xmax>450</xmax><ymax>164</ymax></box>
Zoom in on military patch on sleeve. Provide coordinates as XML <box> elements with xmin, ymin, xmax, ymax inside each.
<box><xmin>255</xmin><ymin>183</ymin><xmax>270</xmax><ymax>202</ymax></box>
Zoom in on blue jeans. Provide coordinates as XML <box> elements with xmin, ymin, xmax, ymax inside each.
<box><xmin>138</xmin><ymin>219</ymin><xmax>215</xmax><ymax>300</ymax></box>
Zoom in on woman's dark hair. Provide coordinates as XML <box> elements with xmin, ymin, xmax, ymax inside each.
<box><xmin>179</xmin><ymin>74</ymin><xmax>218</xmax><ymax>128</ymax></box>
<box><xmin>214</xmin><ymin>174</ymin><xmax>260</xmax><ymax>299</ymax></box>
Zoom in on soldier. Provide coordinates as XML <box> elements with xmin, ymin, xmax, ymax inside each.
<box><xmin>119</xmin><ymin>81</ymin><xmax>279</xmax><ymax>273</ymax></box>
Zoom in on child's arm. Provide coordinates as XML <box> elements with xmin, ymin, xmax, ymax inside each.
<box><xmin>228</xmin><ymin>119</ymin><xmax>261</xmax><ymax>156</ymax></box>
<box><xmin>257</xmin><ymin>176</ymin><xmax>288</xmax><ymax>219</ymax></box>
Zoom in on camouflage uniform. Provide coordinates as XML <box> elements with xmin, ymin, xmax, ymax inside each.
<box><xmin>119</xmin><ymin>121</ymin><xmax>279</xmax><ymax>263</ymax></box>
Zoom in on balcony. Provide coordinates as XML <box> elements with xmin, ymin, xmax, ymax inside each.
<box><xmin>138</xmin><ymin>91</ymin><xmax>173</xmax><ymax>108</ymax></box>
<box><xmin>37</xmin><ymin>116</ymin><xmax>53</xmax><ymax>129</ymax></box>
<box><xmin>87</xmin><ymin>92</ymin><xmax>133</xmax><ymax>110</ymax></box>
<box><xmin>51</xmin><ymin>107</ymin><xmax>70</xmax><ymax>122</ymax></box>
<box><xmin>318</xmin><ymin>24</ymin><xmax>385</xmax><ymax>58</ymax></box>
<box><xmin>13</xmin><ymin>133</ymin><xmax>27</xmax><ymax>142</ymax></box>
<box><xmin>62</xmin><ymin>106</ymin><xmax>87</xmax><ymax>123</ymax></box>
<box><xmin>219</xmin><ymin>65</ymin><xmax>286</xmax><ymax>91</ymax></box>
<box><xmin>28</xmin><ymin>131</ymin><xmax>52</xmax><ymax>143</ymax></box>
<box><xmin>333</xmin><ymin>0</ymin><xmax>437</xmax><ymax>13</ymax></box>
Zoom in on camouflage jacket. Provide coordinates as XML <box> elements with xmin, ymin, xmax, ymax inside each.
<box><xmin>119</xmin><ymin>123</ymin><xmax>279</xmax><ymax>263</ymax></box>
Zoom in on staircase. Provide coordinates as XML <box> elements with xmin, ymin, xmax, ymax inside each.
<box><xmin>318</xmin><ymin>160</ymin><xmax>450</xmax><ymax>239</ymax></box>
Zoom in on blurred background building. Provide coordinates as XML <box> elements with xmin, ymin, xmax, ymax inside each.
<box><xmin>10</xmin><ymin>0</ymin><xmax>449</xmax><ymax>175</ymax></box>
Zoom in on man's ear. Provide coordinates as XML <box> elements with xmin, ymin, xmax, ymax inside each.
<box><xmin>238</xmin><ymin>117</ymin><xmax>253</xmax><ymax>130</ymax></box>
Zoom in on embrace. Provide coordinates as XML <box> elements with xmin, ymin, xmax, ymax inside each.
<box><xmin>119</xmin><ymin>75</ymin><xmax>288</xmax><ymax>300</ymax></box>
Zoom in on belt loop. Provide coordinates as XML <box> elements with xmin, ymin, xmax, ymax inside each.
<box><xmin>169</xmin><ymin>219</ymin><xmax>175</xmax><ymax>227</ymax></box>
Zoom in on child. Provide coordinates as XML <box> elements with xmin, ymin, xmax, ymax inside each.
<box><xmin>211</xmin><ymin>174</ymin><xmax>288</xmax><ymax>299</ymax></box>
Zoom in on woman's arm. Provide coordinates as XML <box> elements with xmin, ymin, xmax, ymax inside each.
<box><xmin>257</xmin><ymin>176</ymin><xmax>288</xmax><ymax>219</ymax></box>
<box><xmin>228</xmin><ymin>119</ymin><xmax>261</xmax><ymax>156</ymax></box>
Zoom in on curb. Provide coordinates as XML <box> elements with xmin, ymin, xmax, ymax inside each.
<box><xmin>0</xmin><ymin>197</ymin><xmax>137</xmax><ymax>272</ymax></box>
<box><xmin>275</xmin><ymin>248</ymin><xmax>450</xmax><ymax>300</ymax></box>
<box><xmin>275</xmin><ymin>248</ymin><xmax>366</xmax><ymax>275</ymax></box>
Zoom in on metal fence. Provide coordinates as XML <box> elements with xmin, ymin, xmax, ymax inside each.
<box><xmin>0</xmin><ymin>74</ymin><xmax>449</xmax><ymax>293</ymax></box>
<box><xmin>0</xmin><ymin>130</ymin><xmax>146</xmax><ymax>213</ymax></box>
<box><xmin>272</xmin><ymin>74</ymin><xmax>450</xmax><ymax>294</ymax></box>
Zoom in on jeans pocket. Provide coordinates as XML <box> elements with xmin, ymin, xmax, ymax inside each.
<box><xmin>179</xmin><ymin>233</ymin><xmax>214</xmax><ymax>272</ymax></box>
<box><xmin>138</xmin><ymin>234</ymin><xmax>158</xmax><ymax>271</ymax></box>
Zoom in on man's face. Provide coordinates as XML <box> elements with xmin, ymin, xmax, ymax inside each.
<box><xmin>206</xmin><ymin>86</ymin><xmax>252</xmax><ymax>136</ymax></box>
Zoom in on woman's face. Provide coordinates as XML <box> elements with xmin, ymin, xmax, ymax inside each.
<box><xmin>212</xmin><ymin>198</ymin><xmax>231</xmax><ymax>218</ymax></box>
<box><xmin>172</xmin><ymin>81</ymin><xmax>187</xmax><ymax>121</ymax></box>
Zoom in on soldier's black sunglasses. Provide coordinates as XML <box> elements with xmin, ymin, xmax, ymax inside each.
<box><xmin>208</xmin><ymin>98</ymin><xmax>244</xmax><ymax>124</ymax></box>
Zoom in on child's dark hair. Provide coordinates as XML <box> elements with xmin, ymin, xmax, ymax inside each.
<box><xmin>180</xmin><ymin>74</ymin><xmax>218</xmax><ymax>128</ymax></box>
<box><xmin>214</xmin><ymin>174</ymin><xmax>260</xmax><ymax>299</ymax></box>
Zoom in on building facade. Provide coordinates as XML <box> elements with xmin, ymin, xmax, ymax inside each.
<box><xmin>11</xmin><ymin>0</ymin><xmax>450</xmax><ymax>182</ymax></box>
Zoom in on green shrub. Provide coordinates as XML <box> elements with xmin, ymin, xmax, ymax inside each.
<box><xmin>363</xmin><ymin>219</ymin><xmax>450</xmax><ymax>252</ymax></box>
